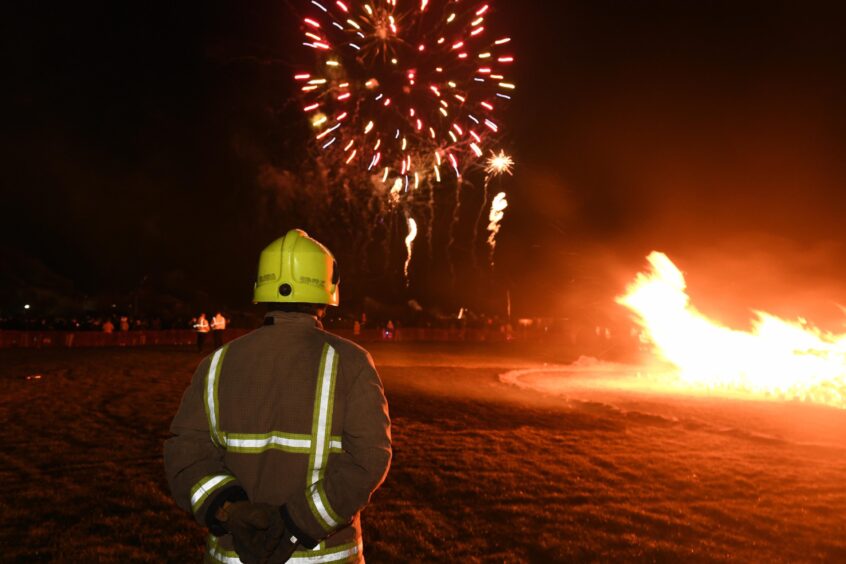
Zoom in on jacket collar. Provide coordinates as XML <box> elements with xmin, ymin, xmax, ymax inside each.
<box><xmin>263</xmin><ymin>311</ymin><xmax>323</xmax><ymax>330</ymax></box>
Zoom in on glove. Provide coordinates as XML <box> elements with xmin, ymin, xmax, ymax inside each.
<box><xmin>220</xmin><ymin>501</ymin><xmax>285</xmax><ymax>564</ymax></box>
<box><xmin>266</xmin><ymin>528</ymin><xmax>297</xmax><ymax>564</ymax></box>
<box><xmin>264</xmin><ymin>504</ymin><xmax>301</xmax><ymax>564</ymax></box>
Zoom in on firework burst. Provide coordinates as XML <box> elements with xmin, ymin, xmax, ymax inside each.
<box><xmin>295</xmin><ymin>0</ymin><xmax>515</xmax><ymax>196</ymax></box>
<box><xmin>485</xmin><ymin>149</ymin><xmax>513</xmax><ymax>177</ymax></box>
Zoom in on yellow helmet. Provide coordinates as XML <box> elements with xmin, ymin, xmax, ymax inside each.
<box><xmin>253</xmin><ymin>229</ymin><xmax>339</xmax><ymax>305</ymax></box>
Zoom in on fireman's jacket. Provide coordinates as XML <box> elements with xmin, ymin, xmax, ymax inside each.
<box><xmin>164</xmin><ymin>311</ymin><xmax>392</xmax><ymax>563</ymax></box>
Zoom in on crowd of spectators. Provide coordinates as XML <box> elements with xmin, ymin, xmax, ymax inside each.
<box><xmin>0</xmin><ymin>313</ymin><xmax>197</xmax><ymax>332</ymax></box>
<box><xmin>3</xmin><ymin>310</ymin><xmax>523</xmax><ymax>335</ymax></box>
<box><xmin>0</xmin><ymin>307</ymin><xmax>633</xmax><ymax>349</ymax></box>
<box><xmin>0</xmin><ymin>309</ymin><xmax>644</xmax><ymax>359</ymax></box>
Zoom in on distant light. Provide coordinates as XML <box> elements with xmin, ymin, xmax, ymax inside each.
<box><xmin>24</xmin><ymin>304</ymin><xmax>30</xmax><ymax>310</ymax></box>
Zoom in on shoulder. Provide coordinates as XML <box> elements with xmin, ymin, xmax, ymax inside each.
<box><xmin>190</xmin><ymin>351</ymin><xmax>218</xmax><ymax>383</ymax></box>
<box><xmin>211</xmin><ymin>327</ymin><xmax>265</xmax><ymax>358</ymax></box>
<box><xmin>319</xmin><ymin>330</ymin><xmax>375</xmax><ymax>369</ymax></box>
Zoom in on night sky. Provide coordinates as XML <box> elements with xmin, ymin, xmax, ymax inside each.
<box><xmin>5</xmin><ymin>1</ymin><xmax>846</xmax><ymax>323</ymax></box>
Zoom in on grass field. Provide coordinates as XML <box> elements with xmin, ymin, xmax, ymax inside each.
<box><xmin>2</xmin><ymin>342</ymin><xmax>845</xmax><ymax>562</ymax></box>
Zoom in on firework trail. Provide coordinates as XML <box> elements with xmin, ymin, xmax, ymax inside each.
<box><xmin>446</xmin><ymin>175</ymin><xmax>465</xmax><ymax>281</ymax></box>
<box><xmin>486</xmin><ymin>191</ymin><xmax>507</xmax><ymax>265</ymax></box>
<box><xmin>427</xmin><ymin>172</ymin><xmax>436</xmax><ymax>261</ymax></box>
<box><xmin>473</xmin><ymin>149</ymin><xmax>513</xmax><ymax>263</ymax></box>
<box><xmin>404</xmin><ymin>215</ymin><xmax>418</xmax><ymax>283</ymax></box>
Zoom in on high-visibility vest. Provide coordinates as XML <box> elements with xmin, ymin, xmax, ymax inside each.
<box><xmin>195</xmin><ymin>318</ymin><xmax>210</xmax><ymax>333</ymax></box>
<box><xmin>212</xmin><ymin>315</ymin><xmax>226</xmax><ymax>330</ymax></box>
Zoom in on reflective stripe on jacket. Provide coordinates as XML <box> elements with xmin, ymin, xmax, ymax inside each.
<box><xmin>205</xmin><ymin>534</ymin><xmax>363</xmax><ymax>564</ymax></box>
<box><xmin>164</xmin><ymin>311</ymin><xmax>391</xmax><ymax>563</ymax></box>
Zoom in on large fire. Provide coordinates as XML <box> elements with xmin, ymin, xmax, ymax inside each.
<box><xmin>617</xmin><ymin>252</ymin><xmax>846</xmax><ymax>409</ymax></box>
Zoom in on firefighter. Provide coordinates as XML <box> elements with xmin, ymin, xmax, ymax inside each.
<box><xmin>194</xmin><ymin>313</ymin><xmax>210</xmax><ymax>352</ymax></box>
<box><xmin>164</xmin><ymin>229</ymin><xmax>392</xmax><ymax>564</ymax></box>
<box><xmin>211</xmin><ymin>312</ymin><xmax>227</xmax><ymax>349</ymax></box>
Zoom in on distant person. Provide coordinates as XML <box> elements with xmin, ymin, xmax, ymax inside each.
<box><xmin>119</xmin><ymin>316</ymin><xmax>130</xmax><ymax>332</ymax></box>
<box><xmin>211</xmin><ymin>312</ymin><xmax>227</xmax><ymax>349</ymax></box>
<box><xmin>353</xmin><ymin>319</ymin><xmax>361</xmax><ymax>336</ymax></box>
<box><xmin>194</xmin><ymin>313</ymin><xmax>210</xmax><ymax>351</ymax></box>
<box><xmin>102</xmin><ymin>319</ymin><xmax>114</xmax><ymax>334</ymax></box>
<box><xmin>164</xmin><ymin>228</ymin><xmax>391</xmax><ymax>563</ymax></box>
<box><xmin>384</xmin><ymin>319</ymin><xmax>395</xmax><ymax>340</ymax></box>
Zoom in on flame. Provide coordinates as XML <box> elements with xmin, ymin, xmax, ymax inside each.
<box><xmin>404</xmin><ymin>216</ymin><xmax>418</xmax><ymax>283</ymax></box>
<box><xmin>617</xmin><ymin>252</ymin><xmax>846</xmax><ymax>408</ymax></box>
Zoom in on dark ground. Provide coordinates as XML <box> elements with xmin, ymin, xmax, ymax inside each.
<box><xmin>1</xmin><ymin>342</ymin><xmax>845</xmax><ymax>562</ymax></box>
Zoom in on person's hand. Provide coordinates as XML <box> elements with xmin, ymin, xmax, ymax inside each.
<box><xmin>220</xmin><ymin>502</ymin><xmax>285</xmax><ymax>564</ymax></box>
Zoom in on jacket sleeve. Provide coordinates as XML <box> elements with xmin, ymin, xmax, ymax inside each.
<box><xmin>163</xmin><ymin>354</ymin><xmax>248</xmax><ymax>536</ymax></box>
<box><xmin>283</xmin><ymin>353</ymin><xmax>392</xmax><ymax>547</ymax></box>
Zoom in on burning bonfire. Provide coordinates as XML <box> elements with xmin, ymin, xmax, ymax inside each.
<box><xmin>618</xmin><ymin>252</ymin><xmax>846</xmax><ymax>409</ymax></box>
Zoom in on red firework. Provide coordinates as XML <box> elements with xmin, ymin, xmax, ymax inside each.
<box><xmin>294</xmin><ymin>0</ymin><xmax>515</xmax><ymax>192</ymax></box>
